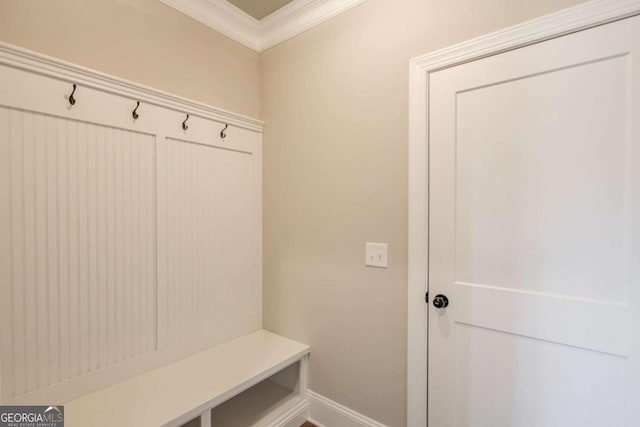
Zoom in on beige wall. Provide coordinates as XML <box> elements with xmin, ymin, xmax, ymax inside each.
<box><xmin>0</xmin><ymin>0</ymin><xmax>261</xmax><ymax>118</ymax></box>
<box><xmin>260</xmin><ymin>0</ymin><xmax>582</xmax><ymax>425</ymax></box>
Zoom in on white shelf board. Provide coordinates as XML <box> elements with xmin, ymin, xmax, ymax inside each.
<box><xmin>64</xmin><ymin>330</ymin><xmax>310</xmax><ymax>427</ymax></box>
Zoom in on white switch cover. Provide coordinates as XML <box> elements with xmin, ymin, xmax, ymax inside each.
<box><xmin>365</xmin><ymin>242</ymin><xmax>388</xmax><ymax>268</ymax></box>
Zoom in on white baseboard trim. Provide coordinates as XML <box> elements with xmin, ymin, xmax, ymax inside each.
<box><xmin>307</xmin><ymin>390</ymin><xmax>387</xmax><ymax>427</ymax></box>
<box><xmin>267</xmin><ymin>396</ymin><xmax>309</xmax><ymax>427</ymax></box>
<box><xmin>282</xmin><ymin>410</ymin><xmax>309</xmax><ymax>427</ymax></box>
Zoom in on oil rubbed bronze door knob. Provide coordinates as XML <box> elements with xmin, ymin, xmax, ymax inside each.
<box><xmin>433</xmin><ymin>294</ymin><xmax>449</xmax><ymax>309</ymax></box>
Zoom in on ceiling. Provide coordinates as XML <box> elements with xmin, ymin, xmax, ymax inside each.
<box><xmin>226</xmin><ymin>0</ymin><xmax>296</xmax><ymax>20</ymax></box>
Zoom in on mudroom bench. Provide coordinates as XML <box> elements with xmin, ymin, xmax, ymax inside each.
<box><xmin>64</xmin><ymin>331</ymin><xmax>310</xmax><ymax>427</ymax></box>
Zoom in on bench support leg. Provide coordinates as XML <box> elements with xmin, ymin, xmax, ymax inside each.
<box><xmin>297</xmin><ymin>354</ymin><xmax>309</xmax><ymax>399</ymax></box>
<box><xmin>200</xmin><ymin>408</ymin><xmax>211</xmax><ymax>427</ymax></box>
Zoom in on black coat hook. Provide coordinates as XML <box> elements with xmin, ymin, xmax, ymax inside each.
<box><xmin>220</xmin><ymin>124</ymin><xmax>228</xmax><ymax>139</ymax></box>
<box><xmin>182</xmin><ymin>114</ymin><xmax>189</xmax><ymax>131</ymax></box>
<box><xmin>68</xmin><ymin>84</ymin><xmax>77</xmax><ymax>106</ymax></box>
<box><xmin>132</xmin><ymin>101</ymin><xmax>140</xmax><ymax>120</ymax></box>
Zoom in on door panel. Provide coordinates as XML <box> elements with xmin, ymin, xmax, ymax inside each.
<box><xmin>453</xmin><ymin>323</ymin><xmax>625</xmax><ymax>427</ymax></box>
<box><xmin>455</xmin><ymin>55</ymin><xmax>629</xmax><ymax>302</ymax></box>
<box><xmin>428</xmin><ymin>15</ymin><xmax>640</xmax><ymax>427</ymax></box>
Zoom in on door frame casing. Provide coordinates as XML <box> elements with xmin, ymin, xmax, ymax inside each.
<box><xmin>406</xmin><ymin>1</ymin><xmax>640</xmax><ymax>425</ymax></box>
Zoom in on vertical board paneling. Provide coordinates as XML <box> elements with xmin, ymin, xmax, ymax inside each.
<box><xmin>132</xmin><ymin>135</ymin><xmax>140</xmax><ymax>357</ymax></box>
<box><xmin>67</xmin><ymin>118</ymin><xmax>79</xmax><ymax>380</ymax></box>
<box><xmin>160</xmin><ymin>139</ymin><xmax>255</xmax><ymax>346</ymax></box>
<box><xmin>96</xmin><ymin>125</ymin><xmax>108</xmax><ymax>370</ymax></box>
<box><xmin>106</xmin><ymin>127</ymin><xmax>117</xmax><ymax>366</ymax></box>
<box><xmin>0</xmin><ymin>107</ymin><xmax>13</xmax><ymax>398</ymax></box>
<box><xmin>2</xmin><ymin>110</ymin><xmax>157</xmax><ymax>399</ymax></box>
<box><xmin>114</xmin><ymin>128</ymin><xmax>124</xmax><ymax>363</ymax></box>
<box><xmin>123</xmin><ymin>130</ymin><xmax>132</xmax><ymax>361</ymax></box>
<box><xmin>23</xmin><ymin>112</ymin><xmax>37</xmax><ymax>393</ymax></box>
<box><xmin>45</xmin><ymin>115</ymin><xmax>60</xmax><ymax>386</ymax></box>
<box><xmin>34</xmin><ymin>112</ymin><xmax>48</xmax><ymax>390</ymax></box>
<box><xmin>57</xmin><ymin>118</ymin><xmax>70</xmax><ymax>384</ymax></box>
<box><xmin>148</xmin><ymin>137</ymin><xmax>157</xmax><ymax>353</ymax></box>
<box><xmin>156</xmin><ymin>136</ymin><xmax>167</xmax><ymax>350</ymax></box>
<box><xmin>10</xmin><ymin>109</ymin><xmax>26</xmax><ymax>397</ymax></box>
<box><xmin>87</xmin><ymin>123</ymin><xmax>98</xmax><ymax>372</ymax></box>
<box><xmin>78</xmin><ymin>121</ymin><xmax>89</xmax><ymax>376</ymax></box>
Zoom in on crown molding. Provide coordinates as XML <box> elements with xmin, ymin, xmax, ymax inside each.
<box><xmin>259</xmin><ymin>0</ymin><xmax>368</xmax><ymax>51</ymax></box>
<box><xmin>159</xmin><ymin>0</ymin><xmax>368</xmax><ymax>52</ymax></box>
<box><xmin>159</xmin><ymin>0</ymin><xmax>261</xmax><ymax>50</ymax></box>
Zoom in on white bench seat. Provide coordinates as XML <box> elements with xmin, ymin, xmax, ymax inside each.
<box><xmin>64</xmin><ymin>330</ymin><xmax>310</xmax><ymax>427</ymax></box>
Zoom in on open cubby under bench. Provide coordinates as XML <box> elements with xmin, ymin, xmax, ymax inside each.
<box><xmin>64</xmin><ymin>331</ymin><xmax>310</xmax><ymax>427</ymax></box>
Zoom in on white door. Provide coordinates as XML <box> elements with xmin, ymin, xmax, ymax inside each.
<box><xmin>428</xmin><ymin>15</ymin><xmax>640</xmax><ymax>427</ymax></box>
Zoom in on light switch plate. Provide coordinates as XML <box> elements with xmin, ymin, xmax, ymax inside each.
<box><xmin>365</xmin><ymin>242</ymin><xmax>388</xmax><ymax>268</ymax></box>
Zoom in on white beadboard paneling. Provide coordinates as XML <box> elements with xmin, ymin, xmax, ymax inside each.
<box><xmin>2</xmin><ymin>110</ymin><xmax>157</xmax><ymax>399</ymax></box>
<box><xmin>159</xmin><ymin>138</ymin><xmax>255</xmax><ymax>346</ymax></box>
<box><xmin>0</xmin><ymin>44</ymin><xmax>263</xmax><ymax>405</ymax></box>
